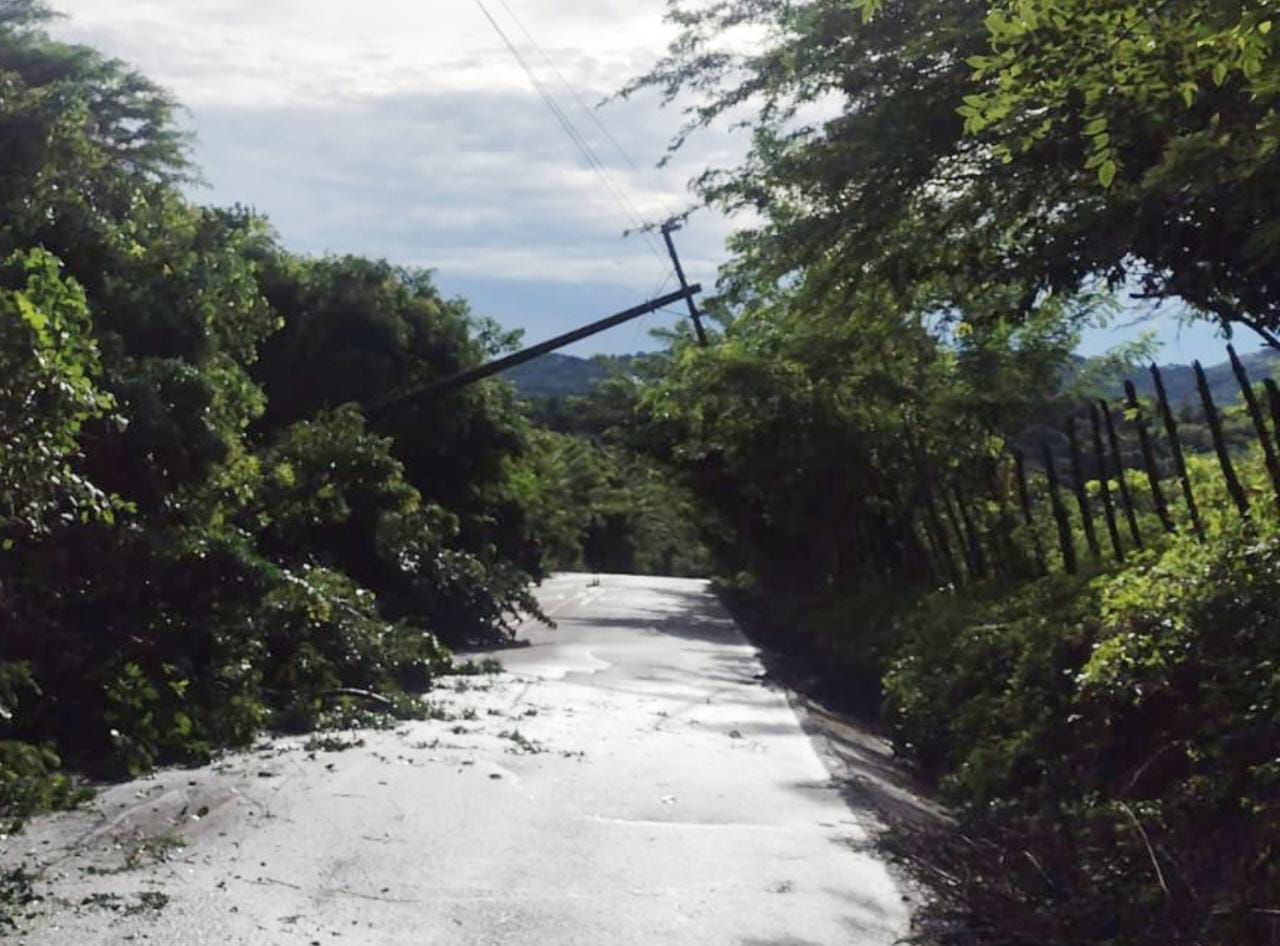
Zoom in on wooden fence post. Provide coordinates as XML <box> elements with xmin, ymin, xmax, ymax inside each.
<box><xmin>1101</xmin><ymin>400</ymin><xmax>1144</xmax><ymax>550</ymax></box>
<box><xmin>973</xmin><ymin>455</ymin><xmax>1010</xmax><ymax>579</ymax></box>
<box><xmin>1228</xmin><ymin>344</ymin><xmax>1280</xmax><ymax>510</ymax></box>
<box><xmin>1090</xmin><ymin>404</ymin><xmax>1125</xmax><ymax>561</ymax></box>
<box><xmin>915</xmin><ymin>508</ymin><xmax>949</xmax><ymax>585</ymax></box>
<box><xmin>951</xmin><ymin>483</ymin><xmax>987</xmax><ymax>580</ymax></box>
<box><xmin>1264</xmin><ymin>377</ymin><xmax>1280</xmax><ymax>446</ymax></box>
<box><xmin>940</xmin><ymin>482</ymin><xmax>976</xmax><ymax>581</ymax></box>
<box><xmin>1195</xmin><ymin>359</ymin><xmax>1251</xmax><ymax>519</ymax></box>
<box><xmin>1013</xmin><ymin>450</ymin><xmax>1049</xmax><ymax>575</ymax></box>
<box><xmin>921</xmin><ymin>479</ymin><xmax>961</xmax><ymax>585</ymax></box>
<box><xmin>1151</xmin><ymin>364</ymin><xmax>1204</xmax><ymax>540</ymax></box>
<box><xmin>1042</xmin><ymin>443</ymin><xmax>1078</xmax><ymax>575</ymax></box>
<box><xmin>1067</xmin><ymin>417</ymin><xmax>1101</xmax><ymax>560</ymax></box>
<box><xmin>1124</xmin><ymin>381</ymin><xmax>1176</xmax><ymax>533</ymax></box>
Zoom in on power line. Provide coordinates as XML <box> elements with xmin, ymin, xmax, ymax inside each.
<box><xmin>489</xmin><ymin>0</ymin><xmax>669</xmax><ymax>263</ymax></box>
<box><xmin>472</xmin><ymin>0</ymin><xmax>670</xmax><ymax>270</ymax></box>
<box><xmin>495</xmin><ymin>0</ymin><xmax>643</xmax><ymax>175</ymax></box>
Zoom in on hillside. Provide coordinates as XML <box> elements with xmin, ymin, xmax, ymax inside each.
<box><xmin>507</xmin><ymin>348</ymin><xmax>1280</xmax><ymax>405</ymax></box>
<box><xmin>1115</xmin><ymin>347</ymin><xmax>1280</xmax><ymax>406</ymax></box>
<box><xmin>503</xmin><ymin>352</ymin><xmax>641</xmax><ymax>398</ymax></box>
<box><xmin>503</xmin><ymin>353</ymin><xmax>610</xmax><ymax>397</ymax></box>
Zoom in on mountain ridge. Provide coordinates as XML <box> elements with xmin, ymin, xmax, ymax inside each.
<box><xmin>504</xmin><ymin>348</ymin><xmax>1280</xmax><ymax>405</ymax></box>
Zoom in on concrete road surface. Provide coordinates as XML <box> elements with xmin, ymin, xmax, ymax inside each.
<box><xmin>2</xmin><ymin>574</ymin><xmax>914</xmax><ymax>945</ymax></box>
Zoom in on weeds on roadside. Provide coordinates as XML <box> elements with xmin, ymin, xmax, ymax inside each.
<box><xmin>498</xmin><ymin>729</ymin><xmax>544</xmax><ymax>755</ymax></box>
<box><xmin>0</xmin><ymin>866</ymin><xmax>39</xmax><ymax>931</ymax></box>
<box><xmin>449</xmin><ymin>658</ymin><xmax>503</xmax><ymax>676</ymax></box>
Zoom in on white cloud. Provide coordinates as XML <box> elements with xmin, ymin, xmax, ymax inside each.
<box><xmin>45</xmin><ymin>0</ymin><xmax>751</xmax><ymax>345</ymax></box>
<box><xmin>50</xmin><ymin>0</ymin><xmax>676</xmax><ymax>106</ymax></box>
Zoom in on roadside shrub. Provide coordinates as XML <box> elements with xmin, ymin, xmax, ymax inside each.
<box><xmin>0</xmin><ymin>742</ymin><xmax>84</xmax><ymax>829</ymax></box>
<box><xmin>0</xmin><ymin>248</ymin><xmax>116</xmax><ymax>544</ymax></box>
<box><xmin>0</xmin><ymin>6</ymin><xmax>547</xmax><ymax>821</ymax></box>
<box><xmin>260</xmin><ymin>564</ymin><xmax>449</xmax><ymax>731</ymax></box>
<box><xmin>882</xmin><ymin>506</ymin><xmax>1280</xmax><ymax>944</ymax></box>
<box><xmin>884</xmin><ymin>572</ymin><xmax>1098</xmax><ymax>803</ymax></box>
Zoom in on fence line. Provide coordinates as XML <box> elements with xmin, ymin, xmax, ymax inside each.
<box><xmin>912</xmin><ymin>347</ymin><xmax>1279</xmax><ymax>584</ymax></box>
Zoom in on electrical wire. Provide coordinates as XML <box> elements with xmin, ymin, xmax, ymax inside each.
<box><xmin>490</xmin><ymin>0</ymin><xmax>672</xmax><ymax>265</ymax></box>
<box><xmin>495</xmin><ymin>0</ymin><xmax>643</xmax><ymax>175</ymax></box>
<box><xmin>472</xmin><ymin>0</ymin><xmax>671</xmax><ymax>272</ymax></box>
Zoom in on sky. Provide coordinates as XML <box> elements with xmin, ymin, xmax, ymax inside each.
<box><xmin>46</xmin><ymin>0</ymin><xmax>1252</xmax><ymax>365</ymax></box>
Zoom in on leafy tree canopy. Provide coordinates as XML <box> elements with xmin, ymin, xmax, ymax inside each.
<box><xmin>626</xmin><ymin>0</ymin><xmax>1280</xmax><ymax>340</ymax></box>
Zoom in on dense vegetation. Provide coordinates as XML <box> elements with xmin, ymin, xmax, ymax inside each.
<box><xmin>0</xmin><ymin>0</ymin><xmax>706</xmax><ymax>828</ymax></box>
<box><xmin>614</xmin><ymin>1</ymin><xmax>1280</xmax><ymax>943</ymax></box>
<box><xmin>6</xmin><ymin>0</ymin><xmax>1280</xmax><ymax>940</ymax></box>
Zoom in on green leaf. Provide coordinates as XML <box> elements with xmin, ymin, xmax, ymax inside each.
<box><xmin>15</xmin><ymin>293</ymin><xmax>48</xmax><ymax>334</ymax></box>
<box><xmin>1099</xmin><ymin>159</ymin><xmax>1117</xmax><ymax>188</ymax></box>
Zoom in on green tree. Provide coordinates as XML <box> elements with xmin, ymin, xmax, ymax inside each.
<box><xmin>627</xmin><ymin>0</ymin><xmax>1280</xmax><ymax>342</ymax></box>
<box><xmin>0</xmin><ymin>249</ymin><xmax>115</xmax><ymax>546</ymax></box>
<box><xmin>961</xmin><ymin>0</ymin><xmax>1280</xmax><ymax>341</ymax></box>
<box><xmin>0</xmin><ymin>3</ymin><xmax>542</xmax><ymax>785</ymax></box>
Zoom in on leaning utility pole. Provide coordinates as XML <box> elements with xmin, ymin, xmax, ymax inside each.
<box><xmin>371</xmin><ymin>284</ymin><xmax>700</xmax><ymax>413</ymax></box>
<box><xmin>369</xmin><ymin>227</ymin><xmax>707</xmax><ymax>413</ymax></box>
<box><xmin>661</xmin><ymin>221</ymin><xmax>708</xmax><ymax>348</ymax></box>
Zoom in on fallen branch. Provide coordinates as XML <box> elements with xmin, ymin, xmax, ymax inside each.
<box><xmin>320</xmin><ymin>688</ymin><xmax>395</xmax><ymax>709</ymax></box>
<box><xmin>247</xmin><ymin>876</ymin><xmax>418</xmax><ymax>904</ymax></box>
<box><xmin>1119</xmin><ymin>803</ymin><xmax>1171</xmax><ymax>902</ymax></box>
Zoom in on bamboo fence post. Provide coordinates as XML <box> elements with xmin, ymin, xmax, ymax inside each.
<box><xmin>1150</xmin><ymin>364</ymin><xmax>1204</xmax><ymax>541</ymax></box>
<box><xmin>1090</xmin><ymin>404</ymin><xmax>1125</xmax><ymax>561</ymax></box>
<box><xmin>1042</xmin><ymin>443</ymin><xmax>1077</xmax><ymax>575</ymax></box>
<box><xmin>1101</xmin><ymin>400</ymin><xmax>1144</xmax><ymax>550</ymax></box>
<box><xmin>1013</xmin><ymin>450</ymin><xmax>1048</xmax><ymax>575</ymax></box>
<box><xmin>1264</xmin><ymin>377</ymin><xmax>1280</xmax><ymax>446</ymax></box>
<box><xmin>1124</xmin><ymin>381</ymin><xmax>1176</xmax><ymax>533</ymax></box>
<box><xmin>909</xmin><ymin>428</ymin><xmax>962</xmax><ymax>585</ymax></box>
<box><xmin>988</xmin><ymin>457</ymin><xmax>1020</xmax><ymax>579</ymax></box>
<box><xmin>952</xmin><ymin>482</ymin><xmax>987</xmax><ymax>579</ymax></box>
<box><xmin>1228</xmin><ymin>344</ymin><xmax>1280</xmax><ymax>510</ymax></box>
<box><xmin>1067</xmin><ymin>417</ymin><xmax>1101</xmax><ymax>560</ymax></box>
<box><xmin>940</xmin><ymin>481</ymin><xmax>976</xmax><ymax>581</ymax></box>
<box><xmin>1195</xmin><ymin>359</ymin><xmax>1251</xmax><ymax>519</ymax></box>
<box><xmin>915</xmin><ymin>508</ymin><xmax>947</xmax><ymax>584</ymax></box>
<box><xmin>922</xmin><ymin>478</ymin><xmax>961</xmax><ymax>585</ymax></box>
<box><xmin>886</xmin><ymin>481</ymin><xmax>914</xmax><ymax>573</ymax></box>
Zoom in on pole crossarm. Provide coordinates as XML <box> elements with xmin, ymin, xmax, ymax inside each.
<box><xmin>369</xmin><ymin>284</ymin><xmax>701</xmax><ymax>414</ymax></box>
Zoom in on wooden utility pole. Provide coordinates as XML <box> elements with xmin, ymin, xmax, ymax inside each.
<box><xmin>368</xmin><ymin>228</ymin><xmax>708</xmax><ymax>414</ymax></box>
<box><xmin>661</xmin><ymin>221</ymin><xmax>709</xmax><ymax>348</ymax></box>
<box><xmin>369</xmin><ymin>284</ymin><xmax>700</xmax><ymax>413</ymax></box>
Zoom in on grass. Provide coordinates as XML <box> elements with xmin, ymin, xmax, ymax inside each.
<box><xmin>498</xmin><ymin>729</ymin><xmax>544</xmax><ymax>755</ymax></box>
<box><xmin>449</xmin><ymin>658</ymin><xmax>503</xmax><ymax>676</ymax></box>
<box><xmin>303</xmin><ymin>734</ymin><xmax>366</xmax><ymax>753</ymax></box>
<box><xmin>0</xmin><ymin>866</ymin><xmax>39</xmax><ymax>931</ymax></box>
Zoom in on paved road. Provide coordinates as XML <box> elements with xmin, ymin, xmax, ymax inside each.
<box><xmin>3</xmin><ymin>574</ymin><xmax>910</xmax><ymax>945</ymax></box>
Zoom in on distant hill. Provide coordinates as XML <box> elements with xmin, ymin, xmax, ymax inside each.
<box><xmin>503</xmin><ymin>354</ymin><xmax>610</xmax><ymax>398</ymax></box>
<box><xmin>1091</xmin><ymin>347</ymin><xmax>1280</xmax><ymax>406</ymax></box>
<box><xmin>502</xmin><ymin>346</ymin><xmax>1280</xmax><ymax>405</ymax></box>
<box><xmin>503</xmin><ymin>353</ymin><xmax>639</xmax><ymax>398</ymax></box>
<box><xmin>1126</xmin><ymin>348</ymin><xmax>1274</xmax><ymax>407</ymax></box>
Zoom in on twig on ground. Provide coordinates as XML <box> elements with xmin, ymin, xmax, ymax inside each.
<box><xmin>320</xmin><ymin>688</ymin><xmax>394</xmax><ymax>709</ymax></box>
